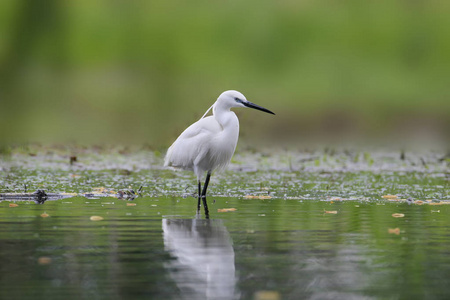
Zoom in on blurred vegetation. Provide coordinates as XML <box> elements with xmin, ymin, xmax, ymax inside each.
<box><xmin>0</xmin><ymin>0</ymin><xmax>449</xmax><ymax>147</ymax></box>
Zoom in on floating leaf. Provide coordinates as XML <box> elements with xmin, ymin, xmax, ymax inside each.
<box><xmin>90</xmin><ymin>216</ymin><xmax>104</xmax><ymax>221</ymax></box>
<box><xmin>431</xmin><ymin>210</ymin><xmax>440</xmax><ymax>213</ymax></box>
<box><xmin>388</xmin><ymin>228</ymin><xmax>400</xmax><ymax>235</ymax></box>
<box><xmin>244</xmin><ymin>195</ymin><xmax>272</xmax><ymax>199</ymax></box>
<box><xmin>9</xmin><ymin>203</ymin><xmax>18</xmax><ymax>207</ymax></box>
<box><xmin>218</xmin><ymin>208</ymin><xmax>237</xmax><ymax>212</ymax></box>
<box><xmin>37</xmin><ymin>257</ymin><xmax>52</xmax><ymax>265</ymax></box>
<box><xmin>61</xmin><ymin>192</ymin><xmax>78</xmax><ymax>196</ymax></box>
<box><xmin>330</xmin><ymin>197</ymin><xmax>342</xmax><ymax>201</ymax></box>
<box><xmin>92</xmin><ymin>187</ymin><xmax>107</xmax><ymax>193</ymax></box>
<box><xmin>325</xmin><ymin>210</ymin><xmax>338</xmax><ymax>214</ymax></box>
<box><xmin>392</xmin><ymin>213</ymin><xmax>405</xmax><ymax>218</ymax></box>
<box><xmin>254</xmin><ymin>290</ymin><xmax>281</xmax><ymax>300</ymax></box>
<box><xmin>429</xmin><ymin>201</ymin><xmax>450</xmax><ymax>205</ymax></box>
<box><xmin>126</xmin><ymin>203</ymin><xmax>136</xmax><ymax>206</ymax></box>
<box><xmin>40</xmin><ymin>213</ymin><xmax>50</xmax><ymax>218</ymax></box>
<box><xmin>382</xmin><ymin>195</ymin><xmax>398</xmax><ymax>199</ymax></box>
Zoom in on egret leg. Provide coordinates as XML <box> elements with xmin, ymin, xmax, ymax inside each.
<box><xmin>197</xmin><ymin>181</ymin><xmax>202</xmax><ymax>212</ymax></box>
<box><xmin>201</xmin><ymin>172</ymin><xmax>211</xmax><ymax>216</ymax></box>
<box><xmin>201</xmin><ymin>172</ymin><xmax>211</xmax><ymax>197</ymax></box>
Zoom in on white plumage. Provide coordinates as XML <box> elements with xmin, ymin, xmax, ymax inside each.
<box><xmin>164</xmin><ymin>90</ymin><xmax>274</xmax><ymax>214</ymax></box>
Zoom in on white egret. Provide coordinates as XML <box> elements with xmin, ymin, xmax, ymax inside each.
<box><xmin>164</xmin><ymin>90</ymin><xmax>275</xmax><ymax>215</ymax></box>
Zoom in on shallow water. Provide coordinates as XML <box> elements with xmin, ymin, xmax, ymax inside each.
<box><xmin>1</xmin><ymin>146</ymin><xmax>449</xmax><ymax>299</ymax></box>
<box><xmin>1</xmin><ymin>196</ymin><xmax>450</xmax><ymax>299</ymax></box>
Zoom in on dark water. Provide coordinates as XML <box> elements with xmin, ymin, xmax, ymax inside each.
<box><xmin>1</xmin><ymin>196</ymin><xmax>449</xmax><ymax>300</ymax></box>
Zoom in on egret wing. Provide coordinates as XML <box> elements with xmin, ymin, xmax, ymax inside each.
<box><xmin>164</xmin><ymin>116</ymin><xmax>221</xmax><ymax>171</ymax></box>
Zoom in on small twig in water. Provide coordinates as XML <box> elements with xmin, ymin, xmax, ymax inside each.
<box><xmin>137</xmin><ymin>185</ymin><xmax>144</xmax><ymax>196</ymax></box>
<box><xmin>420</xmin><ymin>157</ymin><xmax>427</xmax><ymax>168</ymax></box>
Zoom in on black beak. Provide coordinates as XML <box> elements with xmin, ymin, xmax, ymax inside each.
<box><xmin>243</xmin><ymin>101</ymin><xmax>275</xmax><ymax>115</ymax></box>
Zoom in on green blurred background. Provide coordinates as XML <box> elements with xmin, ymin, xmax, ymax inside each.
<box><xmin>0</xmin><ymin>0</ymin><xmax>449</xmax><ymax>148</ymax></box>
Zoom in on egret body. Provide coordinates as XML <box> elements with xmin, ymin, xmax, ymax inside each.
<box><xmin>164</xmin><ymin>90</ymin><xmax>274</xmax><ymax>215</ymax></box>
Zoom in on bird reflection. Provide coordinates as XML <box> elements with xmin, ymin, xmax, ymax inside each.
<box><xmin>162</xmin><ymin>218</ymin><xmax>239</xmax><ymax>300</ymax></box>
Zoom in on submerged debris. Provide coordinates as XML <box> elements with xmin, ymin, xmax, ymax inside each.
<box><xmin>0</xmin><ymin>186</ymin><xmax>142</xmax><ymax>203</ymax></box>
<box><xmin>70</xmin><ymin>156</ymin><xmax>77</xmax><ymax>165</ymax></box>
<box><xmin>1</xmin><ymin>190</ymin><xmax>49</xmax><ymax>204</ymax></box>
<box><xmin>34</xmin><ymin>189</ymin><xmax>48</xmax><ymax>204</ymax></box>
<box><xmin>117</xmin><ymin>186</ymin><xmax>142</xmax><ymax>200</ymax></box>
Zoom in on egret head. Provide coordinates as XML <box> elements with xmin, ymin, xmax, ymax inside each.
<box><xmin>217</xmin><ymin>90</ymin><xmax>275</xmax><ymax>115</ymax></box>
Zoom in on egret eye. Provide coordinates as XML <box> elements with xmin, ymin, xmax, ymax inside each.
<box><xmin>234</xmin><ymin>97</ymin><xmax>243</xmax><ymax>103</ymax></box>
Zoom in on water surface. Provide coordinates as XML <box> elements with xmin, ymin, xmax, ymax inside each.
<box><xmin>1</xmin><ymin>196</ymin><xmax>449</xmax><ymax>299</ymax></box>
<box><xmin>1</xmin><ymin>146</ymin><xmax>449</xmax><ymax>299</ymax></box>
